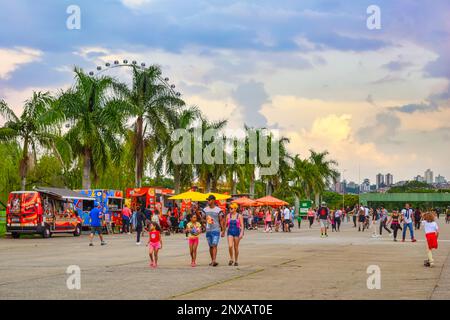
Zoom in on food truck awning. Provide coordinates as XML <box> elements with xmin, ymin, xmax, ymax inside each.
<box><xmin>35</xmin><ymin>187</ymin><xmax>95</xmax><ymax>201</ymax></box>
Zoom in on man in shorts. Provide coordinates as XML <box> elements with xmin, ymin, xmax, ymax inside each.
<box><xmin>203</xmin><ymin>195</ymin><xmax>225</xmax><ymax>266</ymax></box>
<box><xmin>317</xmin><ymin>202</ymin><xmax>330</xmax><ymax>238</ymax></box>
<box><xmin>89</xmin><ymin>201</ymin><xmax>106</xmax><ymax>246</ymax></box>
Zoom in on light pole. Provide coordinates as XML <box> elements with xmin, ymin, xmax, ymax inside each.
<box><xmin>342</xmin><ymin>169</ymin><xmax>347</xmax><ymax>210</ymax></box>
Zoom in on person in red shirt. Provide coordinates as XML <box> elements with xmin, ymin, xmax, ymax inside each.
<box><xmin>147</xmin><ymin>222</ymin><xmax>163</xmax><ymax>268</ymax></box>
<box><xmin>121</xmin><ymin>204</ymin><xmax>132</xmax><ymax>234</ymax></box>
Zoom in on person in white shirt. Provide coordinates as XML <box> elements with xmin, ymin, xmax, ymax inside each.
<box><xmin>401</xmin><ymin>203</ymin><xmax>417</xmax><ymax>242</ymax></box>
<box><xmin>282</xmin><ymin>206</ymin><xmax>291</xmax><ymax>232</ymax></box>
<box><xmin>422</xmin><ymin>212</ymin><xmax>439</xmax><ymax>267</ymax></box>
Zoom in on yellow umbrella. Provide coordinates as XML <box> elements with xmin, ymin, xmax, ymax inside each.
<box><xmin>168</xmin><ymin>190</ymin><xmax>207</xmax><ymax>201</ymax></box>
<box><xmin>203</xmin><ymin>192</ymin><xmax>231</xmax><ymax>201</ymax></box>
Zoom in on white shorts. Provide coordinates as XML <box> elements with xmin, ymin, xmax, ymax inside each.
<box><xmin>320</xmin><ymin>219</ymin><xmax>329</xmax><ymax>228</ymax></box>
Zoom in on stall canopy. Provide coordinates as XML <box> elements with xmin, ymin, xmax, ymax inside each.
<box><xmin>203</xmin><ymin>193</ymin><xmax>231</xmax><ymax>201</ymax></box>
<box><xmin>169</xmin><ymin>190</ymin><xmax>231</xmax><ymax>201</ymax></box>
<box><xmin>232</xmin><ymin>197</ymin><xmax>258</xmax><ymax>207</ymax></box>
<box><xmin>35</xmin><ymin>187</ymin><xmax>95</xmax><ymax>201</ymax></box>
<box><xmin>255</xmin><ymin>195</ymin><xmax>288</xmax><ymax>207</ymax></box>
<box><xmin>169</xmin><ymin>190</ymin><xmax>207</xmax><ymax>201</ymax></box>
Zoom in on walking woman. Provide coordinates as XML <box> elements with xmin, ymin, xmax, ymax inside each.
<box><xmin>264</xmin><ymin>207</ymin><xmax>273</xmax><ymax>233</ymax></box>
<box><xmin>334</xmin><ymin>208</ymin><xmax>342</xmax><ymax>231</ymax></box>
<box><xmin>307</xmin><ymin>207</ymin><xmax>315</xmax><ymax>228</ymax></box>
<box><xmin>135</xmin><ymin>208</ymin><xmax>147</xmax><ymax>245</ymax></box>
<box><xmin>414</xmin><ymin>208</ymin><xmax>422</xmax><ymax>230</ymax></box>
<box><xmin>387</xmin><ymin>209</ymin><xmax>401</xmax><ymax>242</ymax></box>
<box><xmin>226</xmin><ymin>203</ymin><xmax>244</xmax><ymax>266</ymax></box>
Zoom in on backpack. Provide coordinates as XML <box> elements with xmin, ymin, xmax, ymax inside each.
<box><xmin>318</xmin><ymin>207</ymin><xmax>328</xmax><ymax>218</ymax></box>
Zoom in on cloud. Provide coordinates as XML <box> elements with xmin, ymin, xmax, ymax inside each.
<box><xmin>0</xmin><ymin>47</ymin><xmax>42</xmax><ymax>79</ymax></box>
<box><xmin>121</xmin><ymin>0</ymin><xmax>153</xmax><ymax>9</ymax></box>
<box><xmin>232</xmin><ymin>80</ymin><xmax>270</xmax><ymax>128</ymax></box>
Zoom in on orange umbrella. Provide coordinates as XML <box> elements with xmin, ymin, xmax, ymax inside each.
<box><xmin>255</xmin><ymin>195</ymin><xmax>288</xmax><ymax>207</ymax></box>
<box><xmin>231</xmin><ymin>197</ymin><xmax>258</xmax><ymax>207</ymax></box>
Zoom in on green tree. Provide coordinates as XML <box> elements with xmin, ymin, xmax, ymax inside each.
<box><xmin>309</xmin><ymin>149</ymin><xmax>339</xmax><ymax>206</ymax></box>
<box><xmin>0</xmin><ymin>92</ymin><xmax>61</xmax><ymax>190</ymax></box>
<box><xmin>114</xmin><ymin>65</ymin><xmax>185</xmax><ymax>187</ymax></box>
<box><xmin>58</xmin><ymin>67</ymin><xmax>128</xmax><ymax>189</ymax></box>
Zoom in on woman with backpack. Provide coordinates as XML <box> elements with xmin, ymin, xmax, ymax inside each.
<box><xmin>226</xmin><ymin>203</ymin><xmax>244</xmax><ymax>266</ymax></box>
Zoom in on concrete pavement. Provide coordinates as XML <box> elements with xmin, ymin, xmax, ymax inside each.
<box><xmin>0</xmin><ymin>218</ymin><xmax>449</xmax><ymax>300</ymax></box>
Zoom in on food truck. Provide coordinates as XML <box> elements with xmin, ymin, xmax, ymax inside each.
<box><xmin>75</xmin><ymin>189</ymin><xmax>124</xmax><ymax>230</ymax></box>
<box><xmin>6</xmin><ymin>187</ymin><xmax>93</xmax><ymax>238</ymax></box>
<box><xmin>126</xmin><ymin>187</ymin><xmax>174</xmax><ymax>214</ymax></box>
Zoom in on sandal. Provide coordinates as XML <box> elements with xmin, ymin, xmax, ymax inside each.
<box><xmin>212</xmin><ymin>262</ymin><xmax>219</xmax><ymax>267</ymax></box>
<box><xmin>228</xmin><ymin>260</ymin><xmax>234</xmax><ymax>266</ymax></box>
<box><xmin>234</xmin><ymin>262</ymin><xmax>239</xmax><ymax>267</ymax></box>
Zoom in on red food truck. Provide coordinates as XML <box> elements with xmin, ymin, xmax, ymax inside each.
<box><xmin>126</xmin><ymin>187</ymin><xmax>175</xmax><ymax>214</ymax></box>
<box><xmin>6</xmin><ymin>187</ymin><xmax>94</xmax><ymax>238</ymax></box>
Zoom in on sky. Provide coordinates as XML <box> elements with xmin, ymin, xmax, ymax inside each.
<box><xmin>0</xmin><ymin>0</ymin><xmax>449</xmax><ymax>183</ymax></box>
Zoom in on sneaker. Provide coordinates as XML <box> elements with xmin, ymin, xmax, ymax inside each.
<box><xmin>411</xmin><ymin>238</ymin><xmax>417</xmax><ymax>242</ymax></box>
<box><xmin>136</xmin><ymin>242</ymin><xmax>141</xmax><ymax>245</ymax></box>
<box><xmin>429</xmin><ymin>262</ymin><xmax>434</xmax><ymax>268</ymax></box>
<box><xmin>89</xmin><ymin>243</ymin><xmax>93</xmax><ymax>246</ymax></box>
<box><xmin>424</xmin><ymin>260</ymin><xmax>430</xmax><ymax>267</ymax></box>
<box><xmin>101</xmin><ymin>241</ymin><xmax>106</xmax><ymax>246</ymax></box>
<box><xmin>191</xmin><ymin>262</ymin><xmax>196</xmax><ymax>267</ymax></box>
<box><xmin>401</xmin><ymin>239</ymin><xmax>405</xmax><ymax>242</ymax></box>
<box><xmin>325</xmin><ymin>234</ymin><xmax>328</xmax><ymax>237</ymax></box>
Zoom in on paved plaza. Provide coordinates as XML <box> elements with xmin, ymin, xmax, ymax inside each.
<box><xmin>0</xmin><ymin>218</ymin><xmax>449</xmax><ymax>300</ymax></box>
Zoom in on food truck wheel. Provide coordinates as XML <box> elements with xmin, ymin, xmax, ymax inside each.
<box><xmin>11</xmin><ymin>232</ymin><xmax>20</xmax><ymax>239</ymax></box>
<box><xmin>42</xmin><ymin>226</ymin><xmax>51</xmax><ymax>238</ymax></box>
<box><xmin>73</xmin><ymin>224</ymin><xmax>82</xmax><ymax>237</ymax></box>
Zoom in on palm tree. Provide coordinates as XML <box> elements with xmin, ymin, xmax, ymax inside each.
<box><xmin>289</xmin><ymin>155</ymin><xmax>318</xmax><ymax>200</ymax></box>
<box><xmin>195</xmin><ymin>117</ymin><xmax>228</xmax><ymax>192</ymax></box>
<box><xmin>114</xmin><ymin>65</ymin><xmax>185</xmax><ymax>187</ymax></box>
<box><xmin>58</xmin><ymin>67</ymin><xmax>129</xmax><ymax>189</ymax></box>
<box><xmin>309</xmin><ymin>149</ymin><xmax>339</xmax><ymax>206</ymax></box>
<box><xmin>0</xmin><ymin>92</ymin><xmax>61</xmax><ymax>190</ymax></box>
<box><xmin>155</xmin><ymin>106</ymin><xmax>200</xmax><ymax>194</ymax></box>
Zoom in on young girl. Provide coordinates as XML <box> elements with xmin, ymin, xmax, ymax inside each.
<box><xmin>330</xmin><ymin>210</ymin><xmax>336</xmax><ymax>232</ymax></box>
<box><xmin>147</xmin><ymin>222</ymin><xmax>162</xmax><ymax>268</ymax></box>
<box><xmin>422</xmin><ymin>212</ymin><xmax>439</xmax><ymax>267</ymax></box>
<box><xmin>186</xmin><ymin>214</ymin><xmax>202</xmax><ymax>267</ymax></box>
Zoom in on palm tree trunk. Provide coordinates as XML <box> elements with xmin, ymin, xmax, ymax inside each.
<box><xmin>19</xmin><ymin>136</ymin><xmax>29</xmax><ymax>191</ymax></box>
<box><xmin>135</xmin><ymin>116</ymin><xmax>144</xmax><ymax>187</ymax></box>
<box><xmin>314</xmin><ymin>193</ymin><xmax>320</xmax><ymax>207</ymax></box>
<box><xmin>173</xmin><ymin>166</ymin><xmax>181</xmax><ymax>194</ymax></box>
<box><xmin>249</xmin><ymin>171</ymin><xmax>255</xmax><ymax>198</ymax></box>
<box><xmin>82</xmin><ymin>148</ymin><xmax>92</xmax><ymax>189</ymax></box>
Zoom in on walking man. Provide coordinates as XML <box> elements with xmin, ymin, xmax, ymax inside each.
<box><xmin>401</xmin><ymin>203</ymin><xmax>417</xmax><ymax>242</ymax></box>
<box><xmin>317</xmin><ymin>202</ymin><xmax>330</xmax><ymax>238</ymax></box>
<box><xmin>203</xmin><ymin>195</ymin><xmax>225</xmax><ymax>267</ymax></box>
<box><xmin>89</xmin><ymin>201</ymin><xmax>106</xmax><ymax>246</ymax></box>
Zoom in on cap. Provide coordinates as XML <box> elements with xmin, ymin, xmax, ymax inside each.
<box><xmin>206</xmin><ymin>194</ymin><xmax>216</xmax><ymax>201</ymax></box>
<box><xmin>321</xmin><ymin>201</ymin><xmax>327</xmax><ymax>206</ymax></box>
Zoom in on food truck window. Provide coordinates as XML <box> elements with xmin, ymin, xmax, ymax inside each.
<box><xmin>108</xmin><ymin>198</ymin><xmax>123</xmax><ymax>210</ymax></box>
<box><xmin>82</xmin><ymin>200</ymin><xmax>94</xmax><ymax>211</ymax></box>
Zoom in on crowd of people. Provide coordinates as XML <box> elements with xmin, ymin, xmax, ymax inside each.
<box><xmin>87</xmin><ymin>199</ymin><xmax>447</xmax><ymax>269</ymax></box>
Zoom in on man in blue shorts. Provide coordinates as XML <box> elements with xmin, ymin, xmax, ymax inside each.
<box><xmin>89</xmin><ymin>201</ymin><xmax>106</xmax><ymax>246</ymax></box>
<box><xmin>203</xmin><ymin>195</ymin><xmax>225</xmax><ymax>267</ymax></box>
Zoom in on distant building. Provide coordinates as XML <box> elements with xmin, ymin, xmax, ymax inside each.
<box><xmin>385</xmin><ymin>173</ymin><xmax>394</xmax><ymax>186</ymax></box>
<box><xmin>346</xmin><ymin>181</ymin><xmax>359</xmax><ymax>194</ymax></box>
<box><xmin>425</xmin><ymin>169</ymin><xmax>434</xmax><ymax>184</ymax></box>
<box><xmin>435</xmin><ymin>175</ymin><xmax>447</xmax><ymax>184</ymax></box>
<box><xmin>414</xmin><ymin>175</ymin><xmax>424</xmax><ymax>183</ymax></box>
<box><xmin>361</xmin><ymin>178</ymin><xmax>371</xmax><ymax>193</ymax></box>
<box><xmin>376</xmin><ymin>173</ymin><xmax>384</xmax><ymax>189</ymax></box>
